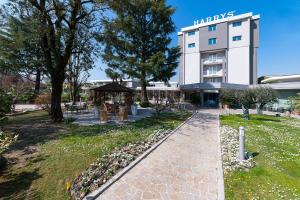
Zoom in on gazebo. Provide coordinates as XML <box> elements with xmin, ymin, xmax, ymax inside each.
<box><xmin>90</xmin><ymin>82</ymin><xmax>134</xmax><ymax>115</ymax></box>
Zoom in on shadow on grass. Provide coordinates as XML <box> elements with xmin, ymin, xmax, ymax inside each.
<box><xmin>0</xmin><ymin>168</ymin><xmax>41</xmax><ymax>199</ymax></box>
<box><xmin>252</xmin><ymin>116</ymin><xmax>281</xmax><ymax>122</ymax></box>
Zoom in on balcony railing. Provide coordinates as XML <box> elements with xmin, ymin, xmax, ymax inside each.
<box><xmin>203</xmin><ymin>58</ymin><xmax>224</xmax><ymax>65</ymax></box>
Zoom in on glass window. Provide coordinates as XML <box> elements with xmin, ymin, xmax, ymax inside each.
<box><xmin>204</xmin><ymin>77</ymin><xmax>222</xmax><ymax>83</ymax></box>
<box><xmin>188</xmin><ymin>31</ymin><xmax>195</xmax><ymax>36</ymax></box>
<box><xmin>232</xmin><ymin>35</ymin><xmax>242</xmax><ymax>41</ymax></box>
<box><xmin>208</xmin><ymin>38</ymin><xmax>217</xmax><ymax>45</ymax></box>
<box><xmin>233</xmin><ymin>21</ymin><xmax>242</xmax><ymax>27</ymax></box>
<box><xmin>188</xmin><ymin>43</ymin><xmax>196</xmax><ymax>48</ymax></box>
<box><xmin>208</xmin><ymin>54</ymin><xmax>217</xmax><ymax>61</ymax></box>
<box><xmin>208</xmin><ymin>25</ymin><xmax>216</xmax><ymax>32</ymax></box>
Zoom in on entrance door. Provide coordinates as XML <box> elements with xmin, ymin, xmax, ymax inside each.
<box><xmin>203</xmin><ymin>92</ymin><xmax>219</xmax><ymax>107</ymax></box>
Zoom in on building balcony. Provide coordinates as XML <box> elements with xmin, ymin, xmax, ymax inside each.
<box><xmin>203</xmin><ymin>73</ymin><xmax>223</xmax><ymax>78</ymax></box>
<box><xmin>202</xmin><ymin>58</ymin><xmax>224</xmax><ymax>65</ymax></box>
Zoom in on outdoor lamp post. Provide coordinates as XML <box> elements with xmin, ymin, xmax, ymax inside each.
<box><xmin>239</xmin><ymin>126</ymin><xmax>245</xmax><ymax>161</ymax></box>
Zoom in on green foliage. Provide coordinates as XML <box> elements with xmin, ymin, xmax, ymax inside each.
<box><xmin>0</xmin><ymin>89</ymin><xmax>13</xmax><ymax>117</ymax></box>
<box><xmin>289</xmin><ymin>93</ymin><xmax>300</xmax><ymax>112</ymax></box>
<box><xmin>16</xmin><ymin>91</ymin><xmax>34</xmax><ymax>103</ymax></box>
<box><xmin>254</xmin><ymin>86</ymin><xmax>278</xmax><ymax>110</ymax></box>
<box><xmin>140</xmin><ymin>101</ymin><xmax>151</xmax><ymax>108</ymax></box>
<box><xmin>101</xmin><ymin>0</ymin><xmax>179</xmax><ymax>103</ymax></box>
<box><xmin>61</xmin><ymin>92</ymin><xmax>71</xmax><ymax>103</ymax></box>
<box><xmin>220</xmin><ymin>87</ymin><xmax>278</xmax><ymax>119</ymax></box>
<box><xmin>220</xmin><ymin>89</ymin><xmax>240</xmax><ymax>108</ymax></box>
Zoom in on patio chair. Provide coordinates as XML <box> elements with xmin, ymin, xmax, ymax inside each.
<box><xmin>99</xmin><ymin>104</ymin><xmax>111</xmax><ymax>122</ymax></box>
<box><xmin>117</xmin><ymin>106</ymin><xmax>128</xmax><ymax>121</ymax></box>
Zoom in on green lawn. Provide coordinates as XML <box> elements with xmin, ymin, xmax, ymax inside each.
<box><xmin>220</xmin><ymin>114</ymin><xmax>300</xmax><ymax>200</ymax></box>
<box><xmin>0</xmin><ymin>111</ymin><xmax>191</xmax><ymax>199</ymax></box>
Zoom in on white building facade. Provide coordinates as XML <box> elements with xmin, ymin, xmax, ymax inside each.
<box><xmin>178</xmin><ymin>12</ymin><xmax>260</xmax><ymax>106</ymax></box>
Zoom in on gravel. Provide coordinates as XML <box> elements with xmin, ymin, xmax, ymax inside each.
<box><xmin>220</xmin><ymin>125</ymin><xmax>256</xmax><ymax>173</ymax></box>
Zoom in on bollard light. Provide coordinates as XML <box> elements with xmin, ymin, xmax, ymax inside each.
<box><xmin>239</xmin><ymin>126</ymin><xmax>245</xmax><ymax>161</ymax></box>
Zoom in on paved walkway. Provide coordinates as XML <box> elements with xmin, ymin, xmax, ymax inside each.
<box><xmin>96</xmin><ymin>111</ymin><xmax>224</xmax><ymax>200</ymax></box>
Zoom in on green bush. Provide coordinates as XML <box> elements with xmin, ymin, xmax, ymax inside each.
<box><xmin>0</xmin><ymin>90</ymin><xmax>13</xmax><ymax>117</ymax></box>
<box><xmin>289</xmin><ymin>93</ymin><xmax>300</xmax><ymax>112</ymax></box>
<box><xmin>16</xmin><ymin>91</ymin><xmax>35</xmax><ymax>103</ymax></box>
<box><xmin>140</xmin><ymin>101</ymin><xmax>151</xmax><ymax>108</ymax></box>
<box><xmin>61</xmin><ymin>92</ymin><xmax>71</xmax><ymax>103</ymax></box>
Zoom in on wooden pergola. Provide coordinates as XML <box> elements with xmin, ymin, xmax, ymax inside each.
<box><xmin>90</xmin><ymin>82</ymin><xmax>134</xmax><ymax>110</ymax></box>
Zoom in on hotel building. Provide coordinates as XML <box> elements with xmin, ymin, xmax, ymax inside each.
<box><xmin>178</xmin><ymin>12</ymin><xmax>260</xmax><ymax>107</ymax></box>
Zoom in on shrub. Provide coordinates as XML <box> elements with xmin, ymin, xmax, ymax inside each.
<box><xmin>16</xmin><ymin>91</ymin><xmax>35</xmax><ymax>103</ymax></box>
<box><xmin>289</xmin><ymin>93</ymin><xmax>300</xmax><ymax>113</ymax></box>
<box><xmin>140</xmin><ymin>101</ymin><xmax>151</xmax><ymax>108</ymax></box>
<box><xmin>254</xmin><ymin>87</ymin><xmax>277</xmax><ymax>112</ymax></box>
<box><xmin>61</xmin><ymin>92</ymin><xmax>71</xmax><ymax>103</ymax></box>
<box><xmin>220</xmin><ymin>89</ymin><xmax>240</xmax><ymax>108</ymax></box>
<box><xmin>0</xmin><ymin>89</ymin><xmax>13</xmax><ymax>117</ymax></box>
<box><xmin>35</xmin><ymin>93</ymin><xmax>51</xmax><ymax>114</ymax></box>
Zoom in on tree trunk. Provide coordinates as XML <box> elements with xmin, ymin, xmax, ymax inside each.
<box><xmin>50</xmin><ymin>71</ymin><xmax>65</xmax><ymax>122</ymax></box>
<box><xmin>242</xmin><ymin>105</ymin><xmax>250</xmax><ymax>120</ymax></box>
<box><xmin>72</xmin><ymin>82</ymin><xmax>78</xmax><ymax>105</ymax></box>
<box><xmin>34</xmin><ymin>69</ymin><xmax>41</xmax><ymax>96</ymax></box>
<box><xmin>140</xmin><ymin>80</ymin><xmax>149</xmax><ymax>105</ymax></box>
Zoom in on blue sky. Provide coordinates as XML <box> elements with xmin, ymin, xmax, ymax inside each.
<box><xmin>92</xmin><ymin>0</ymin><xmax>300</xmax><ymax>80</ymax></box>
<box><xmin>1</xmin><ymin>0</ymin><xmax>299</xmax><ymax>81</ymax></box>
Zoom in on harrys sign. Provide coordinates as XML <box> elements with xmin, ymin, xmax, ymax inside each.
<box><xmin>194</xmin><ymin>11</ymin><xmax>236</xmax><ymax>25</ymax></box>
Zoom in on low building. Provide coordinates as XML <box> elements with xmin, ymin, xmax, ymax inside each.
<box><xmin>259</xmin><ymin>75</ymin><xmax>300</xmax><ymax>111</ymax></box>
<box><xmin>83</xmin><ymin>79</ymin><xmax>180</xmax><ymax>103</ymax></box>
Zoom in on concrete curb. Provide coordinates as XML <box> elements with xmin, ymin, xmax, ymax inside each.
<box><xmin>217</xmin><ymin>114</ymin><xmax>225</xmax><ymax>200</ymax></box>
<box><xmin>84</xmin><ymin>112</ymin><xmax>194</xmax><ymax>200</ymax></box>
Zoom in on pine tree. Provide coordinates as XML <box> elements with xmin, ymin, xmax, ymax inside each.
<box><xmin>101</xmin><ymin>0</ymin><xmax>179</xmax><ymax>104</ymax></box>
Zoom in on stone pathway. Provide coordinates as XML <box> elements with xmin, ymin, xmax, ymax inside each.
<box><xmin>95</xmin><ymin>110</ymin><xmax>224</xmax><ymax>200</ymax></box>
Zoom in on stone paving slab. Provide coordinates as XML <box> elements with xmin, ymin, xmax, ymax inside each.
<box><xmin>96</xmin><ymin>111</ymin><xmax>224</xmax><ymax>200</ymax></box>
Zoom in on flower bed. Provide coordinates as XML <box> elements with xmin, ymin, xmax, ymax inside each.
<box><xmin>70</xmin><ymin>129</ymin><xmax>171</xmax><ymax>199</ymax></box>
<box><xmin>220</xmin><ymin>126</ymin><xmax>255</xmax><ymax>173</ymax></box>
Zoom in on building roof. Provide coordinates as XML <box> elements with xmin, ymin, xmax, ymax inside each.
<box><xmin>178</xmin><ymin>12</ymin><xmax>260</xmax><ymax>35</ymax></box>
<box><xmin>90</xmin><ymin>82</ymin><xmax>133</xmax><ymax>93</ymax></box>
<box><xmin>261</xmin><ymin>74</ymin><xmax>300</xmax><ymax>84</ymax></box>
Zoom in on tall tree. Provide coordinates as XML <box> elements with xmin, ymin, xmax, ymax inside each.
<box><xmin>66</xmin><ymin>24</ymin><xmax>99</xmax><ymax>105</ymax></box>
<box><xmin>24</xmin><ymin>0</ymin><xmax>105</xmax><ymax>122</ymax></box>
<box><xmin>101</xmin><ymin>0</ymin><xmax>179</xmax><ymax>105</ymax></box>
<box><xmin>0</xmin><ymin>12</ymin><xmax>45</xmax><ymax>96</ymax></box>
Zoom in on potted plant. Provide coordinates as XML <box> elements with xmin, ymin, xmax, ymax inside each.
<box><xmin>131</xmin><ymin>102</ymin><xmax>138</xmax><ymax>116</ymax></box>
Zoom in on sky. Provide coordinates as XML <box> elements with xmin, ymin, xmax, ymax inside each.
<box><xmin>0</xmin><ymin>0</ymin><xmax>300</xmax><ymax>81</ymax></box>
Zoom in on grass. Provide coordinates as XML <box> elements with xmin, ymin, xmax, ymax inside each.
<box><xmin>0</xmin><ymin>110</ymin><xmax>191</xmax><ymax>199</ymax></box>
<box><xmin>220</xmin><ymin>114</ymin><xmax>300</xmax><ymax>200</ymax></box>
<box><xmin>3</xmin><ymin>110</ymin><xmax>49</xmax><ymax>125</ymax></box>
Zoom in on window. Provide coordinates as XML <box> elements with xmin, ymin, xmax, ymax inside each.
<box><xmin>204</xmin><ymin>77</ymin><xmax>222</xmax><ymax>83</ymax></box>
<box><xmin>204</xmin><ymin>65</ymin><xmax>222</xmax><ymax>76</ymax></box>
<box><xmin>208</xmin><ymin>38</ymin><xmax>217</xmax><ymax>45</ymax></box>
<box><xmin>208</xmin><ymin>54</ymin><xmax>218</xmax><ymax>61</ymax></box>
<box><xmin>188</xmin><ymin>43</ymin><xmax>196</xmax><ymax>48</ymax></box>
<box><xmin>208</xmin><ymin>25</ymin><xmax>216</xmax><ymax>32</ymax></box>
<box><xmin>232</xmin><ymin>21</ymin><xmax>242</xmax><ymax>27</ymax></box>
<box><xmin>232</xmin><ymin>35</ymin><xmax>242</xmax><ymax>41</ymax></box>
<box><xmin>188</xmin><ymin>31</ymin><xmax>195</xmax><ymax>36</ymax></box>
